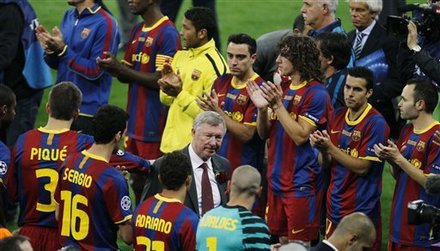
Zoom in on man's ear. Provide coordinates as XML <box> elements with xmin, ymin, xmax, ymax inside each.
<box><xmin>0</xmin><ymin>104</ymin><xmax>7</xmax><ymax>118</ymax></box>
<box><xmin>347</xmin><ymin>233</ymin><xmax>359</xmax><ymax>246</ymax></box>
<box><xmin>198</xmin><ymin>28</ymin><xmax>208</xmax><ymax>40</ymax></box>
<box><xmin>158</xmin><ymin>174</ymin><xmax>162</xmax><ymax>184</ymax></box>
<box><xmin>415</xmin><ymin>99</ymin><xmax>425</xmax><ymax>112</ymax></box>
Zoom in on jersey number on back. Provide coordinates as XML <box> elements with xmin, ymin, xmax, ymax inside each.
<box><xmin>35</xmin><ymin>168</ymin><xmax>59</xmax><ymax>212</ymax></box>
<box><xmin>136</xmin><ymin>236</ymin><xmax>165</xmax><ymax>250</ymax></box>
<box><xmin>60</xmin><ymin>190</ymin><xmax>90</xmax><ymax>240</ymax></box>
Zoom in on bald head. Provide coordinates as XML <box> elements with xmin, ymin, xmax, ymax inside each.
<box><xmin>230</xmin><ymin>165</ymin><xmax>261</xmax><ymax>198</ymax></box>
<box><xmin>333</xmin><ymin>212</ymin><xmax>376</xmax><ymax>250</ymax></box>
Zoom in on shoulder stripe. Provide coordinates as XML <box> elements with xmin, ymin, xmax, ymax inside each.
<box><xmin>205</xmin><ymin>52</ymin><xmax>227</xmax><ymax>77</ymax></box>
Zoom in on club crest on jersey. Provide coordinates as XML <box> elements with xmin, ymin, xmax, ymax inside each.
<box><xmin>236</xmin><ymin>94</ymin><xmax>248</xmax><ymax>105</ymax></box>
<box><xmin>350</xmin><ymin>148</ymin><xmax>359</xmax><ymax>158</ymax></box>
<box><xmin>293</xmin><ymin>95</ymin><xmax>302</xmax><ymax>105</ymax></box>
<box><xmin>352</xmin><ymin>130</ymin><xmax>361</xmax><ymax>142</ymax></box>
<box><xmin>80</xmin><ymin>28</ymin><xmax>91</xmax><ymax>39</ymax></box>
<box><xmin>232</xmin><ymin>111</ymin><xmax>244</xmax><ymax>122</ymax></box>
<box><xmin>416</xmin><ymin>141</ymin><xmax>425</xmax><ymax>152</ymax></box>
<box><xmin>145</xmin><ymin>37</ymin><xmax>154</xmax><ymax>47</ymax></box>
<box><xmin>191</xmin><ymin>69</ymin><xmax>201</xmax><ymax>80</ymax></box>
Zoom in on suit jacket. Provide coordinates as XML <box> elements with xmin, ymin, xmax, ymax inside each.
<box><xmin>140</xmin><ymin>145</ymin><xmax>230</xmax><ymax>216</ymax></box>
<box><xmin>348</xmin><ymin>22</ymin><xmax>404</xmax><ymax>138</ymax></box>
<box><xmin>311</xmin><ymin>241</ymin><xmax>337</xmax><ymax>251</ymax></box>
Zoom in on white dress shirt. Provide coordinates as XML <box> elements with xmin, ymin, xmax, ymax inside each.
<box><xmin>323</xmin><ymin>240</ymin><xmax>338</xmax><ymax>251</ymax></box>
<box><xmin>188</xmin><ymin>144</ymin><xmax>221</xmax><ymax>216</ymax></box>
<box><xmin>355</xmin><ymin>20</ymin><xmax>376</xmax><ymax>51</ymax></box>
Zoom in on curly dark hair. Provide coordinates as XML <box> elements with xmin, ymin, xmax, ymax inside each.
<box><xmin>159</xmin><ymin>151</ymin><xmax>192</xmax><ymax>191</ymax></box>
<box><xmin>278</xmin><ymin>35</ymin><xmax>322</xmax><ymax>82</ymax></box>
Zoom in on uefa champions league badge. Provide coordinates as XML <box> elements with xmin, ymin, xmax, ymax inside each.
<box><xmin>121</xmin><ymin>196</ymin><xmax>132</xmax><ymax>211</ymax></box>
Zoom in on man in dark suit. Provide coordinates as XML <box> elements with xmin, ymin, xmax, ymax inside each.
<box><xmin>312</xmin><ymin>212</ymin><xmax>376</xmax><ymax>251</ymax></box>
<box><xmin>348</xmin><ymin>0</ymin><xmax>404</xmax><ymax>139</ymax></box>
<box><xmin>140</xmin><ymin>111</ymin><xmax>230</xmax><ymax>216</ymax></box>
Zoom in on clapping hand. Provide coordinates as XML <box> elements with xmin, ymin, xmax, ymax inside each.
<box><xmin>158</xmin><ymin>63</ymin><xmax>182</xmax><ymax>97</ymax></box>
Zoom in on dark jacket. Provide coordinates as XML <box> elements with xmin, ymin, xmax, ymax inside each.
<box><xmin>140</xmin><ymin>145</ymin><xmax>230</xmax><ymax>216</ymax></box>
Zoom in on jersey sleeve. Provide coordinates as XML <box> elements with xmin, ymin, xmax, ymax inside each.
<box><xmin>358</xmin><ymin>115</ymin><xmax>390</xmax><ymax>162</ymax></box>
<box><xmin>102</xmin><ymin>170</ymin><xmax>133</xmax><ymax>224</ymax></box>
<box><xmin>298</xmin><ymin>86</ymin><xmax>333</xmax><ymax>127</ymax></box>
<box><xmin>4</xmin><ymin>143</ymin><xmax>17</xmax><ymax>201</ymax></box>
<box><xmin>242</xmin><ymin>215</ymin><xmax>271</xmax><ymax>250</ymax></box>
<box><xmin>427</xmin><ymin>137</ymin><xmax>440</xmax><ymax>175</ymax></box>
<box><xmin>155</xmin><ymin>27</ymin><xmax>181</xmax><ymax>71</ymax></box>
<box><xmin>110</xmin><ymin>150</ymin><xmax>152</xmax><ymax>174</ymax></box>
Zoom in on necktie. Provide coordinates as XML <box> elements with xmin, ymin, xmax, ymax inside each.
<box><xmin>200</xmin><ymin>163</ymin><xmax>214</xmax><ymax>215</ymax></box>
<box><xmin>354</xmin><ymin>32</ymin><xmax>366</xmax><ymax>59</ymax></box>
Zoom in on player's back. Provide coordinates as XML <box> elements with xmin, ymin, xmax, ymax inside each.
<box><xmin>56</xmin><ymin>150</ymin><xmax>132</xmax><ymax>250</ymax></box>
<box><xmin>133</xmin><ymin>194</ymin><xmax>199</xmax><ymax>251</ymax></box>
<box><xmin>6</xmin><ymin>128</ymin><xmax>93</xmax><ymax>227</ymax></box>
<box><xmin>196</xmin><ymin>205</ymin><xmax>270</xmax><ymax>251</ymax></box>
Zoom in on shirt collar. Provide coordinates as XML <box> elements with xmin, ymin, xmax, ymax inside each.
<box><xmin>323</xmin><ymin>240</ymin><xmax>339</xmax><ymax>251</ymax></box>
<box><xmin>357</xmin><ymin>20</ymin><xmax>376</xmax><ymax>36</ymax></box>
<box><xmin>188</xmin><ymin>39</ymin><xmax>216</xmax><ymax>57</ymax></box>
<box><xmin>75</xmin><ymin>3</ymin><xmax>101</xmax><ymax>17</ymax></box>
<box><xmin>188</xmin><ymin>143</ymin><xmax>212</xmax><ymax>170</ymax></box>
<box><xmin>310</xmin><ymin>18</ymin><xmax>343</xmax><ymax>37</ymax></box>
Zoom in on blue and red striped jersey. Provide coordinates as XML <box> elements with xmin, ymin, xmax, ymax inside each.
<box><xmin>390</xmin><ymin>122</ymin><xmax>440</xmax><ymax>247</ymax></box>
<box><xmin>267</xmin><ymin>80</ymin><xmax>333</xmax><ymax>196</ymax></box>
<box><xmin>213</xmin><ymin>73</ymin><xmax>265</xmax><ymax>172</ymax></box>
<box><xmin>5</xmin><ymin>128</ymin><xmax>93</xmax><ymax>228</ymax></box>
<box><xmin>55</xmin><ymin>150</ymin><xmax>133</xmax><ymax>250</ymax></box>
<box><xmin>123</xmin><ymin>17</ymin><xmax>181</xmax><ymax>142</ymax></box>
<box><xmin>326</xmin><ymin>104</ymin><xmax>390</xmax><ymax>224</ymax></box>
<box><xmin>133</xmin><ymin>194</ymin><xmax>199</xmax><ymax>251</ymax></box>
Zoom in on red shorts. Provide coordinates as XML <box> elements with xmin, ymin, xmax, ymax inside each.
<box><xmin>266</xmin><ymin>189</ymin><xmax>321</xmax><ymax>241</ymax></box>
<box><xmin>326</xmin><ymin>217</ymin><xmax>382</xmax><ymax>251</ymax></box>
<box><xmin>125</xmin><ymin>137</ymin><xmax>162</xmax><ymax>159</ymax></box>
<box><xmin>388</xmin><ymin>241</ymin><xmax>439</xmax><ymax>251</ymax></box>
<box><xmin>19</xmin><ymin>225</ymin><xmax>60</xmax><ymax>251</ymax></box>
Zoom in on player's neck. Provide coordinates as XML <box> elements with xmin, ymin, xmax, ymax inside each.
<box><xmin>290</xmin><ymin>74</ymin><xmax>303</xmax><ymax>86</ymax></box>
<box><xmin>43</xmin><ymin>117</ymin><xmax>73</xmax><ymax>131</ymax></box>
<box><xmin>412</xmin><ymin>113</ymin><xmax>436</xmax><ymax>131</ymax></box>
<box><xmin>324</xmin><ymin>66</ymin><xmax>336</xmax><ymax>79</ymax></box>
<box><xmin>75</xmin><ymin>0</ymin><xmax>94</xmax><ymax>14</ymax></box>
<box><xmin>142</xmin><ymin>7</ymin><xmax>164</xmax><ymax>27</ymax></box>
<box><xmin>227</xmin><ymin>195</ymin><xmax>254</xmax><ymax>211</ymax></box>
<box><xmin>235</xmin><ymin>70</ymin><xmax>255</xmax><ymax>84</ymax></box>
<box><xmin>347</xmin><ymin>103</ymin><xmax>368</xmax><ymax>121</ymax></box>
<box><xmin>86</xmin><ymin>143</ymin><xmax>113</xmax><ymax>163</ymax></box>
<box><xmin>160</xmin><ymin>188</ymin><xmax>186</xmax><ymax>204</ymax></box>
<box><xmin>315</xmin><ymin>16</ymin><xmax>335</xmax><ymax>30</ymax></box>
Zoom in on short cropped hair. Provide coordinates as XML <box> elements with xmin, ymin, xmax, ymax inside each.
<box><xmin>0</xmin><ymin>84</ymin><xmax>15</xmax><ymax>108</ymax></box>
<box><xmin>318</xmin><ymin>0</ymin><xmax>339</xmax><ymax>17</ymax></box>
<box><xmin>348</xmin><ymin>0</ymin><xmax>382</xmax><ymax>18</ymax></box>
<box><xmin>407</xmin><ymin>79</ymin><xmax>439</xmax><ymax>114</ymax></box>
<box><xmin>278</xmin><ymin>35</ymin><xmax>322</xmax><ymax>81</ymax></box>
<box><xmin>92</xmin><ymin>105</ymin><xmax>129</xmax><ymax>144</ymax></box>
<box><xmin>48</xmin><ymin>82</ymin><xmax>82</xmax><ymax>120</ymax></box>
<box><xmin>159</xmin><ymin>151</ymin><xmax>193</xmax><ymax>191</ymax></box>
<box><xmin>193</xmin><ymin>111</ymin><xmax>226</xmax><ymax>133</ymax></box>
<box><xmin>347</xmin><ymin>67</ymin><xmax>374</xmax><ymax>90</ymax></box>
<box><xmin>184</xmin><ymin>7</ymin><xmax>217</xmax><ymax>40</ymax></box>
<box><xmin>227</xmin><ymin>33</ymin><xmax>257</xmax><ymax>55</ymax></box>
<box><xmin>316</xmin><ymin>32</ymin><xmax>351</xmax><ymax>70</ymax></box>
